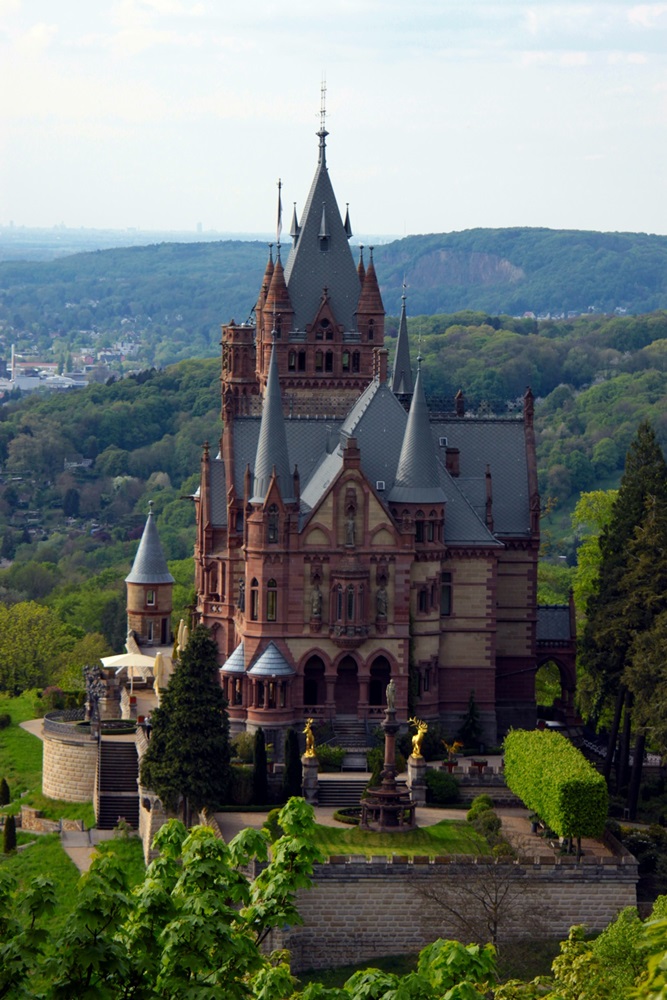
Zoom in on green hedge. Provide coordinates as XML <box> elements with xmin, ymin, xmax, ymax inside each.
<box><xmin>503</xmin><ymin>729</ymin><xmax>608</xmax><ymax>838</ymax></box>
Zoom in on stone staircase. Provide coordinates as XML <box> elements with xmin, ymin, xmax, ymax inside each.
<box><xmin>96</xmin><ymin>739</ymin><xmax>139</xmax><ymax>830</ymax></box>
<box><xmin>317</xmin><ymin>777</ymin><xmax>369</xmax><ymax>807</ymax></box>
<box><xmin>333</xmin><ymin>718</ymin><xmax>369</xmax><ymax>749</ymax></box>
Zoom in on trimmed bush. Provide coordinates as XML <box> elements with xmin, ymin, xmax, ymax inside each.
<box><xmin>471</xmin><ymin>807</ymin><xmax>502</xmax><ymax>839</ymax></box>
<box><xmin>2</xmin><ymin>813</ymin><xmax>16</xmax><ymax>854</ymax></box>
<box><xmin>424</xmin><ymin>768</ymin><xmax>460</xmax><ymax>805</ymax></box>
<box><xmin>231</xmin><ymin>732</ymin><xmax>255</xmax><ymax>763</ymax></box>
<box><xmin>0</xmin><ymin>714</ymin><xmax>10</xmax><ymax>731</ymax></box>
<box><xmin>466</xmin><ymin>794</ymin><xmax>493</xmax><ymax>822</ymax></box>
<box><xmin>0</xmin><ymin>778</ymin><xmax>9</xmax><ymax>806</ymax></box>
<box><xmin>504</xmin><ymin>729</ymin><xmax>608</xmax><ymax>838</ymax></box>
<box><xmin>316</xmin><ymin>745</ymin><xmax>347</xmax><ymax>772</ymax></box>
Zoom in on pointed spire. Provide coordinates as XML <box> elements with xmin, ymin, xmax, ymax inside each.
<box><xmin>388</xmin><ymin>361</ymin><xmax>446</xmax><ymax>504</ymax></box>
<box><xmin>251</xmin><ymin>343</ymin><xmax>295</xmax><ymax>504</ymax></box>
<box><xmin>357</xmin><ymin>245</ymin><xmax>366</xmax><ymax>283</ymax></box>
<box><xmin>391</xmin><ymin>285</ymin><xmax>414</xmax><ymax>397</ymax></box>
<box><xmin>290</xmin><ymin>203</ymin><xmax>300</xmax><ymax>243</ymax></box>
<box><xmin>126</xmin><ymin>502</ymin><xmax>175</xmax><ymax>584</ymax></box>
<box><xmin>344</xmin><ymin>203</ymin><xmax>352</xmax><ymax>239</ymax></box>
<box><xmin>357</xmin><ymin>246</ymin><xmax>384</xmax><ymax>314</ymax></box>
<box><xmin>264</xmin><ymin>251</ymin><xmax>293</xmax><ymax>320</ymax></box>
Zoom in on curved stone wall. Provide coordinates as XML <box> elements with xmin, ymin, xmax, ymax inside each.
<box><xmin>42</xmin><ymin>732</ymin><xmax>97</xmax><ymax>802</ymax></box>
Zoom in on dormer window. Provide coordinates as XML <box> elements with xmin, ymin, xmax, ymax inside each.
<box><xmin>146</xmin><ymin>589</ymin><xmax>155</xmax><ymax>607</ymax></box>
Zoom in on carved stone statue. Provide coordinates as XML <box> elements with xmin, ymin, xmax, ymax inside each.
<box><xmin>408</xmin><ymin>717</ymin><xmax>428</xmax><ymax>758</ymax></box>
<box><xmin>386</xmin><ymin>678</ymin><xmax>396</xmax><ymax>711</ymax></box>
<box><xmin>311</xmin><ymin>584</ymin><xmax>322</xmax><ymax>618</ymax></box>
<box><xmin>376</xmin><ymin>585</ymin><xmax>388</xmax><ymax>617</ymax></box>
<box><xmin>346</xmin><ymin>512</ymin><xmax>355</xmax><ymax>546</ymax></box>
<box><xmin>238</xmin><ymin>579</ymin><xmax>245</xmax><ymax>612</ymax></box>
<box><xmin>303</xmin><ymin>718</ymin><xmax>316</xmax><ymax>757</ymax></box>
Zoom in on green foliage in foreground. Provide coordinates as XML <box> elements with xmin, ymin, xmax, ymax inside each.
<box><xmin>503</xmin><ymin>730</ymin><xmax>608</xmax><ymax>839</ymax></box>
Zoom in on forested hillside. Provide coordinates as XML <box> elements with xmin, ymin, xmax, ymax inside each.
<box><xmin>1</xmin><ymin>228</ymin><xmax>666</xmax><ymax>372</ymax></box>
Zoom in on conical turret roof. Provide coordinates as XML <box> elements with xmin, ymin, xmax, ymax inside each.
<box><xmin>388</xmin><ymin>363</ymin><xmax>446</xmax><ymax>505</ymax></box>
<box><xmin>251</xmin><ymin>342</ymin><xmax>295</xmax><ymax>504</ymax></box>
<box><xmin>125</xmin><ymin>503</ymin><xmax>175</xmax><ymax>584</ymax></box>
<box><xmin>391</xmin><ymin>291</ymin><xmax>414</xmax><ymax>397</ymax></box>
<box><xmin>356</xmin><ymin>248</ymin><xmax>384</xmax><ymax>315</ymax></box>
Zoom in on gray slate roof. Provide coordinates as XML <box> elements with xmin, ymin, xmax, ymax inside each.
<box><xmin>221</xmin><ymin>641</ymin><xmax>245</xmax><ymax>673</ymax></box>
<box><xmin>283</xmin><ymin>132</ymin><xmax>361</xmax><ymax>332</ymax></box>
<box><xmin>248</xmin><ymin>642</ymin><xmax>295</xmax><ymax>676</ymax></box>
<box><xmin>537</xmin><ymin>606</ymin><xmax>574</xmax><ymax>643</ymax></box>
<box><xmin>388</xmin><ymin>366</ymin><xmax>446</xmax><ymax>505</ymax></box>
<box><xmin>125</xmin><ymin>507</ymin><xmax>175</xmax><ymax>585</ymax></box>
<box><xmin>251</xmin><ymin>343</ymin><xmax>295</xmax><ymax>504</ymax></box>
<box><xmin>390</xmin><ymin>294</ymin><xmax>414</xmax><ymax>396</ymax></box>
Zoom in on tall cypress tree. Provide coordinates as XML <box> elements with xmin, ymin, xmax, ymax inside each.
<box><xmin>282</xmin><ymin>727</ymin><xmax>302</xmax><ymax>800</ymax></box>
<box><xmin>580</xmin><ymin>421</ymin><xmax>667</xmax><ymax>783</ymax></box>
<box><xmin>252</xmin><ymin>728</ymin><xmax>269</xmax><ymax>806</ymax></box>
<box><xmin>140</xmin><ymin>625</ymin><xmax>231</xmax><ymax>825</ymax></box>
<box><xmin>2</xmin><ymin>813</ymin><xmax>16</xmax><ymax>854</ymax></box>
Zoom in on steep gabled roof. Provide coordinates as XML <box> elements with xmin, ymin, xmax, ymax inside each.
<box><xmin>283</xmin><ymin>130</ymin><xmax>360</xmax><ymax>332</ymax></box>
<box><xmin>251</xmin><ymin>342</ymin><xmax>295</xmax><ymax>504</ymax></box>
<box><xmin>388</xmin><ymin>365</ymin><xmax>446</xmax><ymax>505</ymax></box>
<box><xmin>125</xmin><ymin>504</ymin><xmax>175</xmax><ymax>585</ymax></box>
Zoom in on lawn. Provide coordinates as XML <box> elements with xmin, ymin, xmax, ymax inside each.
<box><xmin>310</xmin><ymin>819</ymin><xmax>489</xmax><ymax>857</ymax></box>
<box><xmin>0</xmin><ymin>691</ymin><xmax>95</xmax><ymax>826</ymax></box>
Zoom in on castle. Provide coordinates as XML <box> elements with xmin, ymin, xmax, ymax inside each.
<box><xmin>187</xmin><ymin>120</ymin><xmax>577</xmax><ymax>750</ymax></box>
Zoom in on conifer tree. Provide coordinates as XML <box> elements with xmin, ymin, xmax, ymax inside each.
<box><xmin>282</xmin><ymin>727</ymin><xmax>302</xmax><ymax>800</ymax></box>
<box><xmin>0</xmin><ymin>777</ymin><xmax>10</xmax><ymax>806</ymax></box>
<box><xmin>140</xmin><ymin>625</ymin><xmax>230</xmax><ymax>825</ymax></box>
<box><xmin>3</xmin><ymin>813</ymin><xmax>16</xmax><ymax>853</ymax></box>
<box><xmin>252</xmin><ymin>728</ymin><xmax>269</xmax><ymax>805</ymax></box>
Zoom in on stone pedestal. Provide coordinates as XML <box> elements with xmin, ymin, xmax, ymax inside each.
<box><xmin>360</xmin><ymin>707</ymin><xmax>416</xmax><ymax>832</ymax></box>
<box><xmin>407</xmin><ymin>754</ymin><xmax>427</xmax><ymax>806</ymax></box>
<box><xmin>302</xmin><ymin>754</ymin><xmax>319</xmax><ymax>805</ymax></box>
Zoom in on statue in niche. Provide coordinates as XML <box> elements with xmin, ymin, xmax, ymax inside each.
<box><xmin>311</xmin><ymin>584</ymin><xmax>322</xmax><ymax>618</ymax></box>
<box><xmin>376</xmin><ymin>585</ymin><xmax>388</xmax><ymax>617</ymax></box>
<box><xmin>346</xmin><ymin>511</ymin><xmax>356</xmax><ymax>546</ymax></box>
<box><xmin>238</xmin><ymin>579</ymin><xmax>245</xmax><ymax>612</ymax></box>
<box><xmin>386</xmin><ymin>678</ymin><xmax>396</xmax><ymax>711</ymax></box>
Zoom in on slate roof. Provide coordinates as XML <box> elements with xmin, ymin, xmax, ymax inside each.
<box><xmin>221</xmin><ymin>641</ymin><xmax>245</xmax><ymax>673</ymax></box>
<box><xmin>388</xmin><ymin>366</ymin><xmax>446</xmax><ymax>505</ymax></box>
<box><xmin>537</xmin><ymin>606</ymin><xmax>574</xmax><ymax>643</ymax></box>
<box><xmin>248</xmin><ymin>642</ymin><xmax>295</xmax><ymax>676</ymax></box>
<box><xmin>283</xmin><ymin>131</ymin><xmax>361</xmax><ymax>332</ymax></box>
<box><xmin>125</xmin><ymin>506</ymin><xmax>175</xmax><ymax>585</ymax></box>
<box><xmin>251</xmin><ymin>343</ymin><xmax>295</xmax><ymax>504</ymax></box>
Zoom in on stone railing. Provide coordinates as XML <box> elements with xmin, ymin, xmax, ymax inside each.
<box><xmin>43</xmin><ymin>709</ymin><xmax>90</xmax><ymax>740</ymax></box>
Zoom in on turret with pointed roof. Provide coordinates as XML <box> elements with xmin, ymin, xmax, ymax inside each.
<box><xmin>251</xmin><ymin>342</ymin><xmax>295</xmax><ymax>504</ymax></box>
<box><xmin>126</xmin><ymin>502</ymin><xmax>174</xmax><ymax>647</ymax></box>
<box><xmin>388</xmin><ymin>361</ymin><xmax>446</xmax><ymax>505</ymax></box>
<box><xmin>391</xmin><ymin>289</ymin><xmax>414</xmax><ymax>403</ymax></box>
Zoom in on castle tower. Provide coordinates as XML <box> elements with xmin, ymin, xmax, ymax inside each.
<box><xmin>126</xmin><ymin>502</ymin><xmax>175</xmax><ymax>646</ymax></box>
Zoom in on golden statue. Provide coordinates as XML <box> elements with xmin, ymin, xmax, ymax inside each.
<box><xmin>303</xmin><ymin>718</ymin><xmax>316</xmax><ymax>758</ymax></box>
<box><xmin>408</xmin><ymin>717</ymin><xmax>428</xmax><ymax>758</ymax></box>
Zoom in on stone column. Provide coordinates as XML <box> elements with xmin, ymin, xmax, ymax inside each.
<box><xmin>301</xmin><ymin>754</ymin><xmax>319</xmax><ymax>805</ymax></box>
<box><xmin>407</xmin><ymin>755</ymin><xmax>427</xmax><ymax>806</ymax></box>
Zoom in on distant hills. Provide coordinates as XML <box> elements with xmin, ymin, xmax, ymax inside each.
<box><xmin>0</xmin><ymin>228</ymin><xmax>666</xmax><ymax>345</ymax></box>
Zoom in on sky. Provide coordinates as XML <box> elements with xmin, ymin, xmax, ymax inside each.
<box><xmin>1</xmin><ymin>1</ymin><xmax>666</xmax><ymax>238</ymax></box>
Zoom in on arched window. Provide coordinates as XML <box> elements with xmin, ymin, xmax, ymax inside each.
<box><xmin>342</xmin><ymin>350</ymin><xmax>350</xmax><ymax>372</ymax></box>
<box><xmin>325</xmin><ymin>351</ymin><xmax>333</xmax><ymax>372</ymax></box>
<box><xmin>415</xmin><ymin>510</ymin><xmax>425</xmax><ymax>543</ymax></box>
<box><xmin>267</xmin><ymin>504</ymin><xmax>279</xmax><ymax>544</ymax></box>
<box><xmin>250</xmin><ymin>578</ymin><xmax>259</xmax><ymax>621</ymax></box>
<box><xmin>267</xmin><ymin>579</ymin><xmax>277</xmax><ymax>621</ymax></box>
<box><xmin>288</xmin><ymin>350</ymin><xmax>296</xmax><ymax>371</ymax></box>
<box><xmin>298</xmin><ymin>350</ymin><xmax>306</xmax><ymax>371</ymax></box>
<box><xmin>368</xmin><ymin>319</ymin><xmax>375</xmax><ymax>341</ymax></box>
<box><xmin>335</xmin><ymin>584</ymin><xmax>343</xmax><ymax>622</ymax></box>
<box><xmin>352</xmin><ymin>351</ymin><xmax>360</xmax><ymax>373</ymax></box>
<box><xmin>315</xmin><ymin>350</ymin><xmax>323</xmax><ymax>372</ymax></box>
<box><xmin>347</xmin><ymin>584</ymin><xmax>355</xmax><ymax>621</ymax></box>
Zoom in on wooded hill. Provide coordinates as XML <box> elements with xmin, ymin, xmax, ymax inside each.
<box><xmin>1</xmin><ymin>227</ymin><xmax>666</xmax><ymax>371</ymax></box>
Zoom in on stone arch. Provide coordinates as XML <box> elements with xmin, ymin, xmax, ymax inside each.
<box><xmin>368</xmin><ymin>654</ymin><xmax>392</xmax><ymax>706</ymax></box>
<box><xmin>303</xmin><ymin>654</ymin><xmax>327</xmax><ymax>707</ymax></box>
<box><xmin>334</xmin><ymin>654</ymin><xmax>359</xmax><ymax>715</ymax></box>
<box><xmin>535</xmin><ymin>655</ymin><xmax>576</xmax><ymax>720</ymax></box>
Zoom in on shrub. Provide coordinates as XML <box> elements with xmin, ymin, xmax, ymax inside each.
<box><xmin>0</xmin><ymin>714</ymin><xmax>10</xmax><ymax>731</ymax></box>
<box><xmin>316</xmin><ymin>745</ymin><xmax>347</xmax><ymax>772</ymax></box>
<box><xmin>504</xmin><ymin>729</ymin><xmax>608</xmax><ymax>839</ymax></box>
<box><xmin>40</xmin><ymin>686</ymin><xmax>66</xmax><ymax>712</ymax></box>
<box><xmin>471</xmin><ymin>807</ymin><xmax>502</xmax><ymax>839</ymax></box>
<box><xmin>0</xmin><ymin>777</ymin><xmax>9</xmax><ymax>805</ymax></box>
<box><xmin>424</xmin><ymin>768</ymin><xmax>460</xmax><ymax>805</ymax></box>
<box><xmin>2</xmin><ymin>813</ymin><xmax>16</xmax><ymax>854</ymax></box>
<box><xmin>263</xmin><ymin>808</ymin><xmax>284</xmax><ymax>842</ymax></box>
<box><xmin>231</xmin><ymin>732</ymin><xmax>255</xmax><ymax>763</ymax></box>
<box><xmin>467</xmin><ymin>794</ymin><xmax>494</xmax><ymax>822</ymax></box>
<box><xmin>334</xmin><ymin>807</ymin><xmax>361</xmax><ymax>825</ymax></box>
<box><xmin>367</xmin><ymin>747</ymin><xmax>407</xmax><ymax>785</ymax></box>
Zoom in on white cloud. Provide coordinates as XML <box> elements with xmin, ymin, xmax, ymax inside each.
<box><xmin>627</xmin><ymin>4</ymin><xmax>667</xmax><ymax>28</ymax></box>
<box><xmin>520</xmin><ymin>50</ymin><xmax>590</xmax><ymax>68</ymax></box>
<box><xmin>13</xmin><ymin>20</ymin><xmax>57</xmax><ymax>58</ymax></box>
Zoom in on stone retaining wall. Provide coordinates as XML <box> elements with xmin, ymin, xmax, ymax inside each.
<box><xmin>267</xmin><ymin>853</ymin><xmax>638</xmax><ymax>973</ymax></box>
<box><xmin>42</xmin><ymin>731</ymin><xmax>97</xmax><ymax>802</ymax></box>
<box><xmin>19</xmin><ymin>807</ymin><xmax>85</xmax><ymax>833</ymax></box>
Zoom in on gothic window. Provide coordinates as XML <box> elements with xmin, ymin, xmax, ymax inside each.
<box><xmin>418</xmin><ymin>588</ymin><xmax>429</xmax><ymax>613</ymax></box>
<box><xmin>304</xmin><ymin>655</ymin><xmax>325</xmax><ymax>705</ymax></box>
<box><xmin>146</xmin><ymin>589</ymin><xmax>155</xmax><ymax>607</ymax></box>
<box><xmin>352</xmin><ymin>351</ymin><xmax>360</xmax><ymax>373</ymax></box>
<box><xmin>342</xmin><ymin>350</ymin><xmax>350</xmax><ymax>372</ymax></box>
<box><xmin>316</xmin><ymin>327</ymin><xmax>324</xmax><ymax>341</ymax></box>
<box><xmin>250</xmin><ymin>578</ymin><xmax>259</xmax><ymax>621</ymax></box>
<box><xmin>368</xmin><ymin>319</ymin><xmax>375</xmax><ymax>341</ymax></box>
<box><xmin>298</xmin><ymin>351</ymin><xmax>306</xmax><ymax>371</ymax></box>
<box><xmin>146</xmin><ymin>620</ymin><xmax>154</xmax><ymax>642</ymax></box>
<box><xmin>358</xmin><ymin>584</ymin><xmax>365</xmax><ymax>620</ymax></box>
<box><xmin>440</xmin><ymin>572</ymin><xmax>452</xmax><ymax>616</ymax></box>
<box><xmin>415</xmin><ymin>510</ymin><xmax>425</xmax><ymax>543</ymax></box>
<box><xmin>335</xmin><ymin>584</ymin><xmax>343</xmax><ymax>622</ymax></box>
<box><xmin>288</xmin><ymin>351</ymin><xmax>296</xmax><ymax>371</ymax></box>
<box><xmin>267</xmin><ymin>579</ymin><xmax>277</xmax><ymax>621</ymax></box>
<box><xmin>267</xmin><ymin>504</ymin><xmax>279</xmax><ymax>544</ymax></box>
<box><xmin>347</xmin><ymin>584</ymin><xmax>355</xmax><ymax>621</ymax></box>
<box><xmin>325</xmin><ymin>351</ymin><xmax>333</xmax><ymax>373</ymax></box>
<box><xmin>315</xmin><ymin>350</ymin><xmax>323</xmax><ymax>372</ymax></box>
<box><xmin>423</xmin><ymin>668</ymin><xmax>431</xmax><ymax>693</ymax></box>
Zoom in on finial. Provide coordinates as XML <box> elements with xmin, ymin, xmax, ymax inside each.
<box><xmin>148</xmin><ymin>500</ymin><xmax>154</xmax><ymax>512</ymax></box>
<box><xmin>268</xmin><ymin>242</ymin><xmax>273</xmax><ymax>262</ymax></box>
<box><xmin>369</xmin><ymin>245</ymin><xmax>374</xmax><ymax>261</ymax></box>
<box><xmin>317</xmin><ymin>77</ymin><xmax>328</xmax><ymax>162</ymax></box>
<box><xmin>276</xmin><ymin>178</ymin><xmax>282</xmax><ymax>245</ymax></box>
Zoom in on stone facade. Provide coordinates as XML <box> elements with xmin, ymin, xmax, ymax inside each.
<box><xmin>42</xmin><ymin>731</ymin><xmax>97</xmax><ymax>802</ymax></box>
<box><xmin>267</xmin><ymin>853</ymin><xmax>638</xmax><ymax>973</ymax></box>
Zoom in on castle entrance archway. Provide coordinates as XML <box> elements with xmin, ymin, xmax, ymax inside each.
<box><xmin>369</xmin><ymin>656</ymin><xmax>391</xmax><ymax>706</ymax></box>
<box><xmin>335</xmin><ymin>656</ymin><xmax>359</xmax><ymax>715</ymax></box>
<box><xmin>303</xmin><ymin>655</ymin><xmax>326</xmax><ymax>707</ymax></box>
